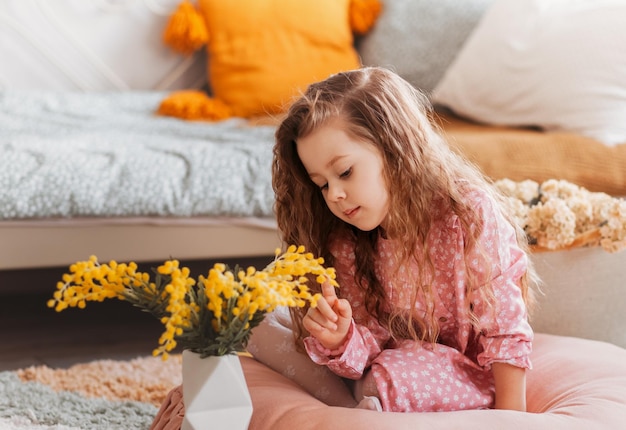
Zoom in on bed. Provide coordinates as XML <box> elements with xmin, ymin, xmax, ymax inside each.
<box><xmin>3</xmin><ymin>98</ymin><xmax>625</xmax><ymax>271</ymax></box>
<box><xmin>0</xmin><ymin>91</ymin><xmax>281</xmax><ymax>270</ymax></box>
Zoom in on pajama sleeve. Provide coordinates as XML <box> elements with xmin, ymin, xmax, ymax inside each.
<box><xmin>303</xmin><ymin>238</ymin><xmax>392</xmax><ymax>379</ymax></box>
<box><xmin>465</xmin><ymin>189</ymin><xmax>534</xmax><ymax>370</ymax></box>
<box><xmin>303</xmin><ymin>320</ymin><xmax>386</xmax><ymax>379</ymax></box>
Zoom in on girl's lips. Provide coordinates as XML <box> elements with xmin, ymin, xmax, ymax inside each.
<box><xmin>344</xmin><ymin>207</ymin><xmax>359</xmax><ymax>218</ymax></box>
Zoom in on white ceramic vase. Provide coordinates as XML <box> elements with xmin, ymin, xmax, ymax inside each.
<box><xmin>181</xmin><ymin>350</ymin><xmax>253</xmax><ymax>430</ymax></box>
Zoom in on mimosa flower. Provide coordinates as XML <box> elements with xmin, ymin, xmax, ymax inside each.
<box><xmin>48</xmin><ymin>246</ymin><xmax>335</xmax><ymax>359</ymax></box>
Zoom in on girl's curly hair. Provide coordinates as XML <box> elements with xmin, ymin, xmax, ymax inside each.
<box><xmin>273</xmin><ymin>66</ymin><xmax>537</xmax><ymax>345</ymax></box>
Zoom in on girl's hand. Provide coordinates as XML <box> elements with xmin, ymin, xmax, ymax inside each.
<box><xmin>303</xmin><ymin>281</ymin><xmax>352</xmax><ymax>351</ymax></box>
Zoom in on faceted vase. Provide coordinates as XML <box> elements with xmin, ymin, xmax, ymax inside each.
<box><xmin>181</xmin><ymin>350</ymin><xmax>253</xmax><ymax>430</ymax></box>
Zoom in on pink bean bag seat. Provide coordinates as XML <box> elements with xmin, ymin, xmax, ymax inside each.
<box><xmin>151</xmin><ymin>333</ymin><xmax>626</xmax><ymax>429</ymax></box>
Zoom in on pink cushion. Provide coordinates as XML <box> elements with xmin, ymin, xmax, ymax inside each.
<box><xmin>151</xmin><ymin>334</ymin><xmax>626</xmax><ymax>429</ymax></box>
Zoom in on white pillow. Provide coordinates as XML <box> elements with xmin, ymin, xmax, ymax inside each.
<box><xmin>0</xmin><ymin>0</ymin><xmax>206</xmax><ymax>91</ymax></box>
<box><xmin>431</xmin><ymin>0</ymin><xmax>626</xmax><ymax>146</ymax></box>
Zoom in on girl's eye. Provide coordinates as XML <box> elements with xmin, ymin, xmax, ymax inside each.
<box><xmin>316</xmin><ymin>168</ymin><xmax>351</xmax><ymax>191</ymax></box>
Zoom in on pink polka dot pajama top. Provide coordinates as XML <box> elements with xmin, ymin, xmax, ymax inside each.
<box><xmin>304</xmin><ymin>187</ymin><xmax>533</xmax><ymax>413</ymax></box>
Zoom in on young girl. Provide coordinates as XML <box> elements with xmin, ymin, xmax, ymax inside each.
<box><xmin>271</xmin><ymin>66</ymin><xmax>537</xmax><ymax>413</ymax></box>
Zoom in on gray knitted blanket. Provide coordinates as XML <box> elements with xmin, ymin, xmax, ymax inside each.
<box><xmin>0</xmin><ymin>91</ymin><xmax>276</xmax><ymax>220</ymax></box>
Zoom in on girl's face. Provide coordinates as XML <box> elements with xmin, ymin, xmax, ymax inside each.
<box><xmin>296</xmin><ymin>118</ymin><xmax>389</xmax><ymax>231</ymax></box>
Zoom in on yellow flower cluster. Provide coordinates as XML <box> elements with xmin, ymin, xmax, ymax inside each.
<box><xmin>48</xmin><ymin>245</ymin><xmax>336</xmax><ymax>359</ymax></box>
<box><xmin>496</xmin><ymin>179</ymin><xmax>626</xmax><ymax>253</ymax></box>
<box><xmin>153</xmin><ymin>260</ymin><xmax>198</xmax><ymax>357</ymax></box>
<box><xmin>48</xmin><ymin>256</ymin><xmax>144</xmax><ymax>311</ymax></box>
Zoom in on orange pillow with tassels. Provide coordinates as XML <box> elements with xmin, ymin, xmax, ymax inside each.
<box><xmin>158</xmin><ymin>0</ymin><xmax>382</xmax><ymax>121</ymax></box>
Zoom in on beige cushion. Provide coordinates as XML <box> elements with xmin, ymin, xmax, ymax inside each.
<box><xmin>436</xmin><ymin>111</ymin><xmax>626</xmax><ymax>197</ymax></box>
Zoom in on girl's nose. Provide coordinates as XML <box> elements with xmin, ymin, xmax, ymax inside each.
<box><xmin>327</xmin><ymin>182</ymin><xmax>346</xmax><ymax>202</ymax></box>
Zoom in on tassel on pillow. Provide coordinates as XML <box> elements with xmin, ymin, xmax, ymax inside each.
<box><xmin>349</xmin><ymin>0</ymin><xmax>383</xmax><ymax>35</ymax></box>
<box><xmin>160</xmin><ymin>1</ymin><xmax>221</xmax><ymax>120</ymax></box>
<box><xmin>163</xmin><ymin>0</ymin><xmax>209</xmax><ymax>55</ymax></box>
<box><xmin>158</xmin><ymin>91</ymin><xmax>232</xmax><ymax>121</ymax></box>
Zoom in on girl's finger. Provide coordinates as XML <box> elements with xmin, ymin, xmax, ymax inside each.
<box><xmin>321</xmin><ymin>281</ymin><xmax>338</xmax><ymax>303</ymax></box>
<box><xmin>335</xmin><ymin>298</ymin><xmax>352</xmax><ymax>320</ymax></box>
<box><xmin>304</xmin><ymin>310</ymin><xmax>337</xmax><ymax>332</ymax></box>
<box><xmin>312</xmin><ymin>295</ymin><xmax>338</xmax><ymax>322</ymax></box>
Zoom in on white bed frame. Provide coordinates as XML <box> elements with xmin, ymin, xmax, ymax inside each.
<box><xmin>0</xmin><ymin>218</ymin><xmax>281</xmax><ymax>270</ymax></box>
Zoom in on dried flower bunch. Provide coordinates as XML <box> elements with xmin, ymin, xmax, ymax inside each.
<box><xmin>48</xmin><ymin>245</ymin><xmax>337</xmax><ymax>359</ymax></box>
<box><xmin>495</xmin><ymin>179</ymin><xmax>626</xmax><ymax>253</ymax></box>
